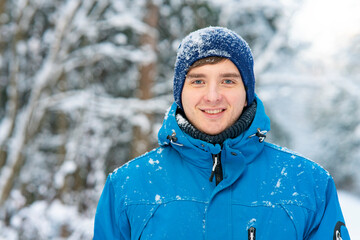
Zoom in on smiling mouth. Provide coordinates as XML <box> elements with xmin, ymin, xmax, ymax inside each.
<box><xmin>202</xmin><ymin>109</ymin><xmax>225</xmax><ymax>114</ymax></box>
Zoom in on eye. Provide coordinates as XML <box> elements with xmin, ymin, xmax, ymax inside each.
<box><xmin>191</xmin><ymin>79</ymin><xmax>204</xmax><ymax>85</ymax></box>
<box><xmin>223</xmin><ymin>79</ymin><xmax>235</xmax><ymax>84</ymax></box>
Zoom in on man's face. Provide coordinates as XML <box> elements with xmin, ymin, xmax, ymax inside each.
<box><xmin>181</xmin><ymin>59</ymin><xmax>247</xmax><ymax>135</ymax></box>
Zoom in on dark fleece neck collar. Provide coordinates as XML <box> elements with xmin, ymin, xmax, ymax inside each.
<box><xmin>176</xmin><ymin>101</ymin><xmax>257</xmax><ymax>145</ymax></box>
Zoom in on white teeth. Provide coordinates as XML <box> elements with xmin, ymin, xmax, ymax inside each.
<box><xmin>204</xmin><ymin>109</ymin><xmax>223</xmax><ymax>114</ymax></box>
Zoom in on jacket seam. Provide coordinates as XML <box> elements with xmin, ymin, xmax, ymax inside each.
<box><xmin>280</xmin><ymin>204</ymin><xmax>300</xmax><ymax>240</ymax></box>
<box><xmin>120</xmin><ymin>198</ymin><xmax>210</xmax><ymax>210</ymax></box>
<box><xmin>118</xmin><ymin>199</ymin><xmax>210</xmax><ymax>230</ymax></box>
<box><xmin>231</xmin><ymin>202</ymin><xmax>317</xmax><ymax>213</ymax></box>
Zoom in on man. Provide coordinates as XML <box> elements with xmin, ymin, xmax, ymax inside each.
<box><xmin>94</xmin><ymin>27</ymin><xmax>350</xmax><ymax>239</ymax></box>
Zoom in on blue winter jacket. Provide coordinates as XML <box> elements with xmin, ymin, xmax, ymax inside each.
<box><xmin>94</xmin><ymin>97</ymin><xmax>350</xmax><ymax>239</ymax></box>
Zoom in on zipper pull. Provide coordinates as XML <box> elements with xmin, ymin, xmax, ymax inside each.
<box><xmin>336</xmin><ymin>230</ymin><xmax>342</xmax><ymax>240</ymax></box>
<box><xmin>333</xmin><ymin>221</ymin><xmax>345</xmax><ymax>240</ymax></box>
<box><xmin>248</xmin><ymin>227</ymin><xmax>256</xmax><ymax>240</ymax></box>
<box><xmin>209</xmin><ymin>154</ymin><xmax>218</xmax><ymax>182</ymax></box>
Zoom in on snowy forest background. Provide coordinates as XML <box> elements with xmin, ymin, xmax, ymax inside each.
<box><xmin>0</xmin><ymin>0</ymin><xmax>359</xmax><ymax>239</ymax></box>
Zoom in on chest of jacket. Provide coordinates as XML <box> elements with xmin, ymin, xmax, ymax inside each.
<box><xmin>118</xmin><ymin>146</ymin><xmax>314</xmax><ymax>240</ymax></box>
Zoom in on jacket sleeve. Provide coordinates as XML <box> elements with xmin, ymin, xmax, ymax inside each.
<box><xmin>93</xmin><ymin>175</ymin><xmax>130</xmax><ymax>240</ymax></box>
<box><xmin>306</xmin><ymin>176</ymin><xmax>351</xmax><ymax>240</ymax></box>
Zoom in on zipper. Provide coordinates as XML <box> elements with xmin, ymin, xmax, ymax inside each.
<box><xmin>335</xmin><ymin>230</ymin><xmax>342</xmax><ymax>240</ymax></box>
<box><xmin>248</xmin><ymin>227</ymin><xmax>256</xmax><ymax>240</ymax></box>
<box><xmin>209</xmin><ymin>153</ymin><xmax>223</xmax><ymax>185</ymax></box>
<box><xmin>333</xmin><ymin>221</ymin><xmax>345</xmax><ymax>240</ymax></box>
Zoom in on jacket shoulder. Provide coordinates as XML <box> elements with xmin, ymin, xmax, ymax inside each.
<box><xmin>264</xmin><ymin>142</ymin><xmax>330</xmax><ymax>178</ymax></box>
<box><xmin>108</xmin><ymin>146</ymin><xmax>176</xmax><ymax>197</ymax></box>
<box><xmin>109</xmin><ymin>147</ymin><xmax>166</xmax><ymax>181</ymax></box>
<box><xmin>261</xmin><ymin>142</ymin><xmax>333</xmax><ymax>207</ymax></box>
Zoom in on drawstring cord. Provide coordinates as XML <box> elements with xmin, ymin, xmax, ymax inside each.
<box><xmin>166</xmin><ymin>131</ymin><xmax>184</xmax><ymax>146</ymax></box>
<box><xmin>166</xmin><ymin>131</ymin><xmax>222</xmax><ymax>184</ymax></box>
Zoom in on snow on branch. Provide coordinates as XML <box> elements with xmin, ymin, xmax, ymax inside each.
<box><xmin>39</xmin><ymin>90</ymin><xmax>170</xmax><ymax>118</ymax></box>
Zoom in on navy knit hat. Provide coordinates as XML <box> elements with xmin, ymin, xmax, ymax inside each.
<box><xmin>173</xmin><ymin>26</ymin><xmax>255</xmax><ymax>109</ymax></box>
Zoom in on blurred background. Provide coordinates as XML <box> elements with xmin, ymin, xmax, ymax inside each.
<box><xmin>0</xmin><ymin>0</ymin><xmax>359</xmax><ymax>239</ymax></box>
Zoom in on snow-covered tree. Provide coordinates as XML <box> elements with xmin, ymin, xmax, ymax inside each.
<box><xmin>310</xmin><ymin>33</ymin><xmax>360</xmax><ymax>194</ymax></box>
<box><xmin>0</xmin><ymin>0</ymin><xmax>171</xmax><ymax>238</ymax></box>
<box><xmin>0</xmin><ymin>0</ymin><xmax>306</xmax><ymax>238</ymax></box>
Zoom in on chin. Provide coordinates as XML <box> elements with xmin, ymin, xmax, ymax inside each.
<box><xmin>202</xmin><ymin>128</ymin><xmax>224</xmax><ymax>136</ymax></box>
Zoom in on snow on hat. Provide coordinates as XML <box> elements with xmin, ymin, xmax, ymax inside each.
<box><xmin>173</xmin><ymin>26</ymin><xmax>255</xmax><ymax>109</ymax></box>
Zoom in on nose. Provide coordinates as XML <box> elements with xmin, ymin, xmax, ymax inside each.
<box><xmin>204</xmin><ymin>84</ymin><xmax>222</xmax><ymax>103</ymax></box>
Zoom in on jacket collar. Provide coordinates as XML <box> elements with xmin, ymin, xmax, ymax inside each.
<box><xmin>158</xmin><ymin>95</ymin><xmax>271</xmax><ymax>168</ymax></box>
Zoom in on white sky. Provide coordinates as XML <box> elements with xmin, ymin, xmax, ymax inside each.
<box><xmin>290</xmin><ymin>0</ymin><xmax>360</xmax><ymax>60</ymax></box>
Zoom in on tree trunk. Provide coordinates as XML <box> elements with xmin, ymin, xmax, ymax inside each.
<box><xmin>130</xmin><ymin>1</ymin><xmax>159</xmax><ymax>159</ymax></box>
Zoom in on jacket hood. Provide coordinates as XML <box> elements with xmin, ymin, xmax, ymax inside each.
<box><xmin>158</xmin><ymin>95</ymin><xmax>271</xmax><ymax>167</ymax></box>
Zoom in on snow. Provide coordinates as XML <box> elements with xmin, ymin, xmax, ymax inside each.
<box><xmin>247</xmin><ymin>218</ymin><xmax>256</xmax><ymax>229</ymax></box>
<box><xmin>155</xmin><ymin>194</ymin><xmax>162</xmax><ymax>203</ymax></box>
<box><xmin>176</xmin><ymin>112</ymin><xmax>188</xmax><ymax>126</ymax></box>
<box><xmin>148</xmin><ymin>158</ymin><xmax>159</xmax><ymax>165</ymax></box>
<box><xmin>1</xmin><ymin>0</ymin><xmax>360</xmax><ymax>239</ymax></box>
<box><xmin>291</xmin><ymin>0</ymin><xmax>360</xmax><ymax>62</ymax></box>
<box><xmin>0</xmin><ymin>117</ymin><xmax>11</xmax><ymax>143</ymax></box>
<box><xmin>2</xmin><ymin>200</ymin><xmax>93</xmax><ymax>240</ymax></box>
<box><xmin>54</xmin><ymin>161</ymin><xmax>77</xmax><ymax>188</ymax></box>
<box><xmin>338</xmin><ymin>191</ymin><xmax>360</xmax><ymax>239</ymax></box>
<box><xmin>1</xmin><ymin>191</ymin><xmax>358</xmax><ymax>239</ymax></box>
<box><xmin>133</xmin><ymin>114</ymin><xmax>151</xmax><ymax>134</ymax></box>
<box><xmin>275</xmin><ymin>179</ymin><xmax>282</xmax><ymax>188</ymax></box>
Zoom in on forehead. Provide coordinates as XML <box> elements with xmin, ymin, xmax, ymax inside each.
<box><xmin>187</xmin><ymin>59</ymin><xmax>240</xmax><ymax>74</ymax></box>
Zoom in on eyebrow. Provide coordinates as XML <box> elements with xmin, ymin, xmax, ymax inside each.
<box><xmin>186</xmin><ymin>73</ymin><xmax>241</xmax><ymax>79</ymax></box>
<box><xmin>186</xmin><ymin>73</ymin><xmax>206</xmax><ymax>79</ymax></box>
<box><xmin>220</xmin><ymin>73</ymin><xmax>241</xmax><ymax>78</ymax></box>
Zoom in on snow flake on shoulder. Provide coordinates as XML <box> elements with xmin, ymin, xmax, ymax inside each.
<box><xmin>265</xmin><ymin>142</ymin><xmax>305</xmax><ymax>158</ymax></box>
<box><xmin>155</xmin><ymin>194</ymin><xmax>162</xmax><ymax>204</ymax></box>
<box><xmin>264</xmin><ymin>142</ymin><xmax>331</xmax><ymax>178</ymax></box>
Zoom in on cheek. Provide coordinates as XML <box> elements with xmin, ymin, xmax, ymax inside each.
<box><xmin>227</xmin><ymin>94</ymin><xmax>247</xmax><ymax>116</ymax></box>
<box><xmin>181</xmin><ymin>89</ymin><xmax>194</xmax><ymax>115</ymax></box>
<box><xmin>181</xmin><ymin>87</ymin><xmax>199</xmax><ymax>108</ymax></box>
<box><xmin>227</xmin><ymin>92</ymin><xmax>246</xmax><ymax>106</ymax></box>
<box><xmin>181</xmin><ymin>89</ymin><xmax>189</xmax><ymax>107</ymax></box>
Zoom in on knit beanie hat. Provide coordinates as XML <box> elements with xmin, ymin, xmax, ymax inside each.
<box><xmin>173</xmin><ymin>26</ymin><xmax>255</xmax><ymax>109</ymax></box>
